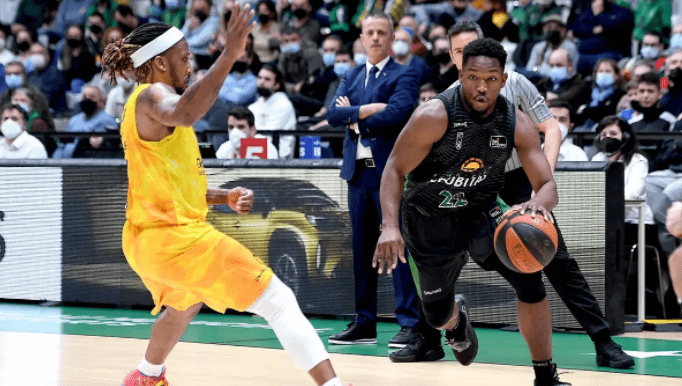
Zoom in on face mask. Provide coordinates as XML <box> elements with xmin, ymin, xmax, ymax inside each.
<box><xmin>1</xmin><ymin>119</ymin><xmax>23</xmax><ymax>140</ymax></box>
<box><xmin>392</xmin><ymin>40</ymin><xmax>410</xmax><ymax>57</ymax></box>
<box><xmin>67</xmin><ymin>38</ymin><xmax>82</xmax><ymax>49</ymax></box>
<box><xmin>545</xmin><ymin>29</ymin><xmax>562</xmax><ymax>46</ymax></box>
<box><xmin>89</xmin><ymin>24</ymin><xmax>103</xmax><ymax>35</ymax></box>
<box><xmin>354</xmin><ymin>53</ymin><xmax>367</xmax><ymax>67</ymax></box>
<box><xmin>597</xmin><ymin>136</ymin><xmax>624</xmax><ymax>157</ymax></box>
<box><xmin>668</xmin><ymin>68</ymin><xmax>682</xmax><ymax>92</ymax></box>
<box><xmin>435</xmin><ymin>51</ymin><xmax>451</xmax><ymax>64</ymax></box>
<box><xmin>166</xmin><ymin>0</ymin><xmax>181</xmax><ymax>9</ymax></box>
<box><xmin>258</xmin><ymin>14</ymin><xmax>270</xmax><ymax>24</ymax></box>
<box><xmin>5</xmin><ymin>74</ymin><xmax>23</xmax><ymax>88</ymax></box>
<box><xmin>334</xmin><ymin>62</ymin><xmax>351</xmax><ymax>77</ymax></box>
<box><xmin>549</xmin><ymin>66</ymin><xmax>568</xmax><ymax>84</ymax></box>
<box><xmin>558</xmin><ymin>122</ymin><xmax>568</xmax><ymax>141</ymax></box>
<box><xmin>30</xmin><ymin>54</ymin><xmax>47</xmax><ymax>71</ymax></box>
<box><xmin>17</xmin><ymin>103</ymin><xmax>30</xmax><ymax>113</ymax></box>
<box><xmin>671</xmin><ymin>33</ymin><xmax>682</xmax><ymax>50</ymax></box>
<box><xmin>281</xmin><ymin>42</ymin><xmax>301</xmax><ymax>55</ymax></box>
<box><xmin>80</xmin><ymin>98</ymin><xmax>98</xmax><ymax>116</ymax></box>
<box><xmin>229</xmin><ymin>128</ymin><xmax>248</xmax><ymax>150</ymax></box>
<box><xmin>595</xmin><ymin>72</ymin><xmax>614</xmax><ymax>88</ymax></box>
<box><xmin>116</xmin><ymin>76</ymin><xmax>135</xmax><ymax>90</ymax></box>
<box><xmin>16</xmin><ymin>41</ymin><xmax>30</xmax><ymax>52</ymax></box>
<box><xmin>232</xmin><ymin>61</ymin><xmax>248</xmax><ymax>73</ymax></box>
<box><xmin>292</xmin><ymin>8</ymin><xmax>308</xmax><ymax>19</ymax></box>
<box><xmin>640</xmin><ymin>46</ymin><xmax>659</xmax><ymax>59</ymax></box>
<box><xmin>0</xmin><ymin>38</ymin><xmax>5</xmax><ymax>50</ymax></box>
<box><xmin>195</xmin><ymin>11</ymin><xmax>208</xmax><ymax>23</ymax></box>
<box><xmin>256</xmin><ymin>86</ymin><xmax>273</xmax><ymax>98</ymax></box>
<box><xmin>323</xmin><ymin>52</ymin><xmax>336</xmax><ymax>67</ymax></box>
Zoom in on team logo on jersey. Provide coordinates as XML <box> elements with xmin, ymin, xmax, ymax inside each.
<box><xmin>461</xmin><ymin>157</ymin><xmax>484</xmax><ymax>172</ymax></box>
<box><xmin>490</xmin><ymin>135</ymin><xmax>507</xmax><ymax>148</ymax></box>
<box><xmin>489</xmin><ymin>206</ymin><xmax>503</xmax><ymax>224</ymax></box>
<box><xmin>456</xmin><ymin>131</ymin><xmax>463</xmax><ymax>150</ymax></box>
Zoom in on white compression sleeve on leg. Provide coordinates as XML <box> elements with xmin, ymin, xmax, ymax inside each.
<box><xmin>246</xmin><ymin>275</ymin><xmax>330</xmax><ymax>372</ymax></box>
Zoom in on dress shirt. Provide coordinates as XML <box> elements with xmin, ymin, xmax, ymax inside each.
<box><xmin>0</xmin><ymin>131</ymin><xmax>48</xmax><ymax>159</ymax></box>
<box><xmin>248</xmin><ymin>92</ymin><xmax>297</xmax><ymax>159</ymax></box>
<box><xmin>356</xmin><ymin>55</ymin><xmax>390</xmax><ymax>160</ymax></box>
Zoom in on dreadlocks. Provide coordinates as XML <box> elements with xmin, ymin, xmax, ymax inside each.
<box><xmin>101</xmin><ymin>23</ymin><xmax>174</xmax><ymax>86</ymax></box>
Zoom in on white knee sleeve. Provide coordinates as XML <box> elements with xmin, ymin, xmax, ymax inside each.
<box><xmin>246</xmin><ymin>275</ymin><xmax>329</xmax><ymax>372</ymax></box>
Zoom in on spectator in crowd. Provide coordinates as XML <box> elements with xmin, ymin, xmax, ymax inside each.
<box><xmin>12</xmin><ymin>0</ymin><xmax>51</xmax><ymax>34</ymax></box>
<box><xmin>55</xmin><ymin>0</ymin><xmax>97</xmax><ymax>36</ymax></box>
<box><xmin>9</xmin><ymin>86</ymin><xmax>56</xmax><ymax>156</ymax></box>
<box><xmin>617</xmin><ymin>81</ymin><xmax>639</xmax><ymax>120</ymax></box>
<box><xmin>576</xmin><ymin>58</ymin><xmax>625</xmax><ymax>128</ymax></box>
<box><xmin>571</xmin><ymin>0</ymin><xmax>634</xmax><ymax>74</ymax></box>
<box><xmin>524</xmin><ymin>14</ymin><xmax>579</xmax><ymax>79</ymax></box>
<box><xmin>537</xmin><ymin>48</ymin><xmax>591</xmax><ymax>111</ymax></box>
<box><xmin>325</xmin><ymin>0</ymin><xmax>352</xmax><ymax>43</ymax></box>
<box><xmin>84</xmin><ymin>12</ymin><xmax>107</xmax><ymax>60</ymax></box>
<box><xmin>0</xmin><ymin>28</ymin><xmax>17</xmax><ymax>66</ymax></box>
<box><xmin>182</xmin><ymin>0</ymin><xmax>220</xmax><ymax>69</ymax></box>
<box><xmin>102</xmin><ymin>26</ymin><xmax>124</xmax><ymax>47</ymax></box>
<box><xmin>326</xmin><ymin>12</ymin><xmax>422</xmax><ymax>355</ymax></box>
<box><xmin>253</xmin><ymin>0</ymin><xmax>281</xmax><ymax>65</ymax></box>
<box><xmin>397</xmin><ymin>15</ymin><xmax>429</xmax><ymax>56</ymax></box>
<box><xmin>633</xmin><ymin>0</ymin><xmax>672</xmax><ymax>44</ymax></box>
<box><xmin>549</xmin><ymin>99</ymin><xmax>589</xmax><ymax>161</ymax></box>
<box><xmin>622</xmin><ymin>31</ymin><xmax>667</xmax><ymax>75</ymax></box>
<box><xmin>670</xmin><ymin>22</ymin><xmax>682</xmax><ymax>52</ymax></box>
<box><xmin>216</xmin><ymin>106</ymin><xmax>278</xmax><ymax>159</ymax></box>
<box><xmin>392</xmin><ymin>27</ymin><xmax>431</xmax><ymax>86</ymax></box>
<box><xmin>628</xmin><ymin>71</ymin><xmax>677</xmax><ymax>157</ymax></box>
<box><xmin>428</xmin><ymin>24</ymin><xmax>448</xmax><ymax>41</ymax></box>
<box><xmin>293</xmin><ymin>34</ymin><xmax>342</xmax><ymax>116</ymax></box>
<box><xmin>114</xmin><ymin>5</ymin><xmax>145</xmax><ymax>36</ymax></box>
<box><xmin>249</xmin><ymin>64</ymin><xmax>296</xmax><ymax>159</ymax></box>
<box><xmin>311</xmin><ymin>45</ymin><xmax>356</xmax><ymax>122</ymax></box>
<box><xmin>162</xmin><ymin>0</ymin><xmax>187</xmax><ymax>28</ymax></box>
<box><xmin>510</xmin><ymin>0</ymin><xmax>543</xmax><ymax>43</ymax></box>
<box><xmin>104</xmin><ymin>69</ymin><xmax>136</xmax><ymax>121</ymax></box>
<box><xmin>282</xmin><ymin>0</ymin><xmax>322</xmax><ymax>44</ymax></box>
<box><xmin>86</xmin><ymin>0</ymin><xmax>119</xmax><ymax>28</ymax></box>
<box><xmin>429</xmin><ymin>36</ymin><xmax>459</xmax><ymax>92</ymax></box>
<box><xmin>418</xmin><ymin>82</ymin><xmax>438</xmax><ymax>104</ymax></box>
<box><xmin>277</xmin><ymin>28</ymin><xmax>323</xmax><ymax>94</ymax></box>
<box><xmin>14</xmin><ymin>29</ymin><xmax>34</xmax><ymax>66</ymax></box>
<box><xmin>218</xmin><ymin>51</ymin><xmax>258</xmax><ymax>107</ymax></box>
<box><xmin>410</xmin><ymin>0</ymin><xmax>482</xmax><ymax>31</ymax></box>
<box><xmin>0</xmin><ymin>0</ymin><xmax>21</xmax><ymax>28</ymax></box>
<box><xmin>661</xmin><ymin>48</ymin><xmax>682</xmax><ymax>117</ymax></box>
<box><xmin>27</xmin><ymin>42</ymin><xmax>68</xmax><ymax>115</ymax></box>
<box><xmin>353</xmin><ymin>37</ymin><xmax>368</xmax><ymax>67</ymax></box>
<box><xmin>477</xmin><ymin>0</ymin><xmax>518</xmax><ymax>42</ymax></box>
<box><xmin>59</xmin><ymin>24</ymin><xmax>99</xmax><ymax>91</ymax></box>
<box><xmin>2</xmin><ymin>61</ymin><xmax>28</xmax><ymax>92</ymax></box>
<box><xmin>0</xmin><ymin>103</ymin><xmax>47</xmax><ymax>159</ymax></box>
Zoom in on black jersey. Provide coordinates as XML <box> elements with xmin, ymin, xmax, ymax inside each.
<box><xmin>404</xmin><ymin>86</ymin><xmax>516</xmax><ymax>216</ymax></box>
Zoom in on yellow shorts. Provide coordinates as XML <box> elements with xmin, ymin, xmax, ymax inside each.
<box><xmin>122</xmin><ymin>221</ymin><xmax>273</xmax><ymax>315</ymax></box>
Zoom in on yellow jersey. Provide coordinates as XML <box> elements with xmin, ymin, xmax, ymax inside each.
<box><xmin>120</xmin><ymin>84</ymin><xmax>208</xmax><ymax>227</ymax></box>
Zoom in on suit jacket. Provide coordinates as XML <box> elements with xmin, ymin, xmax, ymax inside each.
<box><xmin>327</xmin><ymin>58</ymin><xmax>418</xmax><ymax>181</ymax></box>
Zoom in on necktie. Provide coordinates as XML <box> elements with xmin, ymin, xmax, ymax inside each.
<box><xmin>364</xmin><ymin>65</ymin><xmax>379</xmax><ymax>104</ymax></box>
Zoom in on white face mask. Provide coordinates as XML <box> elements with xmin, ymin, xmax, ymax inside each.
<box><xmin>392</xmin><ymin>40</ymin><xmax>410</xmax><ymax>57</ymax></box>
<box><xmin>29</xmin><ymin>54</ymin><xmax>47</xmax><ymax>71</ymax></box>
<box><xmin>558</xmin><ymin>122</ymin><xmax>569</xmax><ymax>142</ymax></box>
<box><xmin>1</xmin><ymin>119</ymin><xmax>23</xmax><ymax>140</ymax></box>
<box><xmin>228</xmin><ymin>128</ymin><xmax>248</xmax><ymax>150</ymax></box>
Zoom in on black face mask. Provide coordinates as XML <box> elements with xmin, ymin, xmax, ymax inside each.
<box><xmin>67</xmin><ymin>38</ymin><xmax>82</xmax><ymax>49</ymax></box>
<box><xmin>16</xmin><ymin>41</ymin><xmax>30</xmax><ymax>52</ymax></box>
<box><xmin>668</xmin><ymin>68</ymin><xmax>682</xmax><ymax>92</ymax></box>
<box><xmin>257</xmin><ymin>14</ymin><xmax>270</xmax><ymax>24</ymax></box>
<box><xmin>195</xmin><ymin>11</ymin><xmax>208</xmax><ymax>23</ymax></box>
<box><xmin>80</xmin><ymin>98</ymin><xmax>98</xmax><ymax>116</ymax></box>
<box><xmin>292</xmin><ymin>8</ymin><xmax>308</xmax><ymax>19</ymax></box>
<box><xmin>89</xmin><ymin>24</ymin><xmax>103</xmax><ymax>35</ymax></box>
<box><xmin>596</xmin><ymin>136</ymin><xmax>624</xmax><ymax>157</ymax></box>
<box><xmin>257</xmin><ymin>86</ymin><xmax>273</xmax><ymax>98</ymax></box>
<box><xmin>232</xmin><ymin>61</ymin><xmax>248</xmax><ymax>73</ymax></box>
<box><xmin>435</xmin><ymin>51</ymin><xmax>451</xmax><ymax>64</ymax></box>
<box><xmin>546</xmin><ymin>29</ymin><xmax>562</xmax><ymax>46</ymax></box>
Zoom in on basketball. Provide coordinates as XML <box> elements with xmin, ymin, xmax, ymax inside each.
<box><xmin>493</xmin><ymin>210</ymin><xmax>558</xmax><ymax>274</ymax></box>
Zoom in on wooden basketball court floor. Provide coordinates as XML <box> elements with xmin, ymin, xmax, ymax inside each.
<box><xmin>1</xmin><ymin>303</ymin><xmax>681</xmax><ymax>385</ymax></box>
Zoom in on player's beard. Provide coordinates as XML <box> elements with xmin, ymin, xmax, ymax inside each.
<box><xmin>170</xmin><ymin>68</ymin><xmax>189</xmax><ymax>95</ymax></box>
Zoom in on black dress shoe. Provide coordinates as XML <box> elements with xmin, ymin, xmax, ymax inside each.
<box><xmin>388</xmin><ymin>326</ymin><xmax>416</xmax><ymax>348</ymax></box>
<box><xmin>595</xmin><ymin>340</ymin><xmax>635</xmax><ymax>369</ymax></box>
<box><xmin>389</xmin><ymin>332</ymin><xmax>445</xmax><ymax>362</ymax></box>
<box><xmin>328</xmin><ymin>321</ymin><xmax>377</xmax><ymax>345</ymax></box>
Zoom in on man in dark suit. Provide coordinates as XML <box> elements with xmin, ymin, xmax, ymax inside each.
<box><xmin>326</xmin><ymin>11</ymin><xmax>432</xmax><ymax>357</ymax></box>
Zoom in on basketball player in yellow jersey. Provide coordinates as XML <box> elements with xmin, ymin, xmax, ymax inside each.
<box><xmin>100</xmin><ymin>4</ymin><xmax>347</xmax><ymax>386</ymax></box>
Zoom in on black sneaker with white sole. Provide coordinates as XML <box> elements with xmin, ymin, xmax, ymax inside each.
<box><xmin>389</xmin><ymin>332</ymin><xmax>445</xmax><ymax>362</ymax></box>
<box><xmin>328</xmin><ymin>321</ymin><xmax>377</xmax><ymax>345</ymax></box>
<box><xmin>444</xmin><ymin>294</ymin><xmax>478</xmax><ymax>366</ymax></box>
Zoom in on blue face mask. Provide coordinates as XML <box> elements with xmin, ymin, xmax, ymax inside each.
<box><xmin>548</xmin><ymin>67</ymin><xmax>568</xmax><ymax>84</ymax></box>
<box><xmin>281</xmin><ymin>42</ymin><xmax>301</xmax><ymax>55</ymax></box>
<box><xmin>671</xmin><ymin>33</ymin><xmax>682</xmax><ymax>49</ymax></box>
<box><xmin>354</xmin><ymin>53</ymin><xmax>367</xmax><ymax>67</ymax></box>
<box><xmin>641</xmin><ymin>46</ymin><xmax>659</xmax><ymax>59</ymax></box>
<box><xmin>5</xmin><ymin>74</ymin><xmax>23</xmax><ymax>88</ymax></box>
<box><xmin>17</xmin><ymin>103</ymin><xmax>30</xmax><ymax>113</ymax></box>
<box><xmin>323</xmin><ymin>52</ymin><xmax>336</xmax><ymax>67</ymax></box>
<box><xmin>595</xmin><ymin>72</ymin><xmax>614</xmax><ymax>88</ymax></box>
<box><xmin>334</xmin><ymin>62</ymin><xmax>351</xmax><ymax>77</ymax></box>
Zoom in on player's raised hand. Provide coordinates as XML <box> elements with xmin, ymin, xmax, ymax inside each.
<box><xmin>223</xmin><ymin>3</ymin><xmax>256</xmax><ymax>60</ymax></box>
<box><xmin>373</xmin><ymin>226</ymin><xmax>406</xmax><ymax>275</ymax></box>
<box><xmin>228</xmin><ymin>187</ymin><xmax>254</xmax><ymax>214</ymax></box>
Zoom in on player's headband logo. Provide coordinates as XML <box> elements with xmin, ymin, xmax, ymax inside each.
<box><xmin>130</xmin><ymin>27</ymin><xmax>185</xmax><ymax>68</ymax></box>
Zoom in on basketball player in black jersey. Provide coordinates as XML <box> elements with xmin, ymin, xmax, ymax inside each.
<box><xmin>374</xmin><ymin>38</ymin><xmax>571</xmax><ymax>386</ymax></box>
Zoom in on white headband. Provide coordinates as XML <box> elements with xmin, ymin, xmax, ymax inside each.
<box><xmin>130</xmin><ymin>27</ymin><xmax>185</xmax><ymax>68</ymax></box>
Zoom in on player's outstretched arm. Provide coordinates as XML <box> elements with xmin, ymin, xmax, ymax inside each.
<box><xmin>206</xmin><ymin>187</ymin><xmax>254</xmax><ymax>214</ymax></box>
<box><xmin>141</xmin><ymin>3</ymin><xmax>256</xmax><ymax>130</ymax></box>
<box><xmin>513</xmin><ymin>109</ymin><xmax>558</xmax><ymax>221</ymax></box>
<box><xmin>373</xmin><ymin>99</ymin><xmax>448</xmax><ymax>274</ymax></box>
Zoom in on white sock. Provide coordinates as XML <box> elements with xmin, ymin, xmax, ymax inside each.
<box><xmin>321</xmin><ymin>378</ymin><xmax>343</xmax><ymax>386</ymax></box>
<box><xmin>137</xmin><ymin>358</ymin><xmax>164</xmax><ymax>377</ymax></box>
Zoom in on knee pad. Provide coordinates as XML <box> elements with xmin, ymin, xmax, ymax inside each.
<box><xmin>421</xmin><ymin>291</ymin><xmax>456</xmax><ymax>328</ymax></box>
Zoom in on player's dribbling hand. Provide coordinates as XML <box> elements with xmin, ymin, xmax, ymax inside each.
<box><xmin>228</xmin><ymin>187</ymin><xmax>254</xmax><ymax>214</ymax></box>
<box><xmin>507</xmin><ymin>201</ymin><xmax>554</xmax><ymax>223</ymax></box>
<box><xmin>373</xmin><ymin>226</ymin><xmax>407</xmax><ymax>275</ymax></box>
<box><xmin>223</xmin><ymin>3</ymin><xmax>256</xmax><ymax>60</ymax></box>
